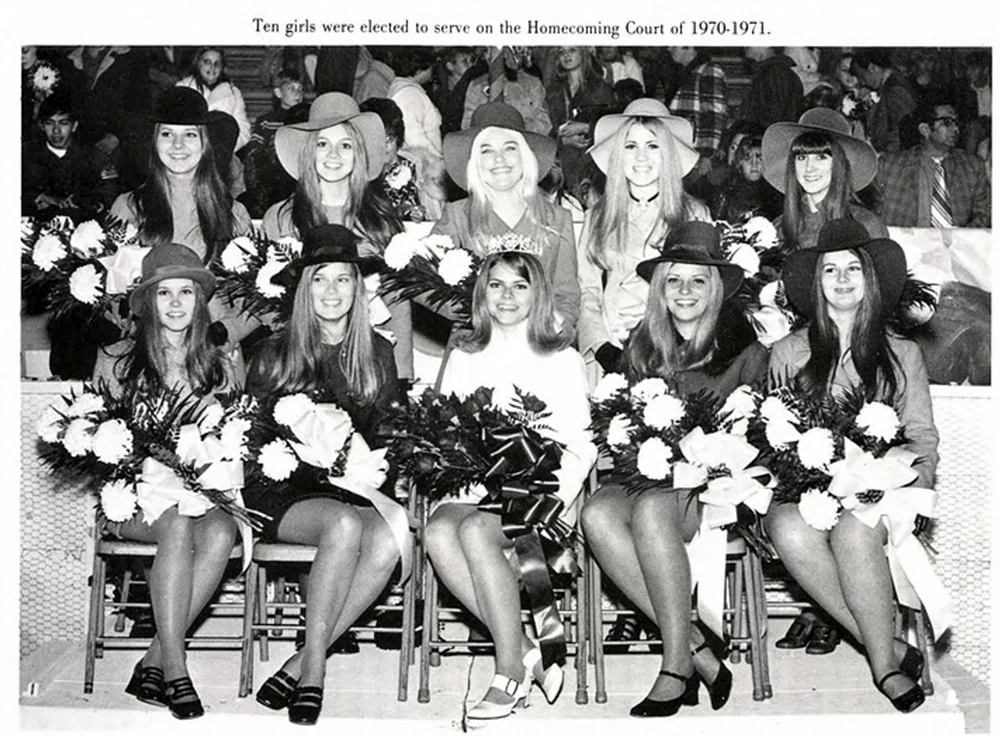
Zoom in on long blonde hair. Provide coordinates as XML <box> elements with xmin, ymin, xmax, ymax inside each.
<box><xmin>586</xmin><ymin>119</ymin><xmax>696</xmax><ymax>271</ymax></box>
<box><xmin>262</xmin><ymin>263</ymin><xmax>382</xmax><ymax>404</ymax></box>
<box><xmin>624</xmin><ymin>262</ymin><xmax>725</xmax><ymax>381</ymax></box>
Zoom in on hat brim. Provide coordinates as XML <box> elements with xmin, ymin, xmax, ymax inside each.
<box><xmin>443</xmin><ymin>126</ymin><xmax>557</xmax><ymax>191</ymax></box>
<box><xmin>636</xmin><ymin>254</ymin><xmax>744</xmax><ymax>299</ymax></box>
<box><xmin>783</xmin><ymin>239</ymin><xmax>907</xmax><ymax>316</ymax></box>
<box><xmin>128</xmin><ymin>266</ymin><xmax>216</xmax><ymax>313</ymax></box>
<box><xmin>588</xmin><ymin>113</ymin><xmax>700</xmax><ymax>176</ymax></box>
<box><xmin>275</xmin><ymin>111</ymin><xmax>386</xmax><ymax>181</ymax></box>
<box><xmin>762</xmin><ymin>121</ymin><xmax>877</xmax><ymax>193</ymax></box>
<box><xmin>271</xmin><ymin>253</ymin><xmax>384</xmax><ymax>289</ymax></box>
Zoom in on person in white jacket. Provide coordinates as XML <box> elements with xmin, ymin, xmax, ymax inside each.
<box><xmin>176</xmin><ymin>47</ymin><xmax>252</xmax><ymax>154</ymax></box>
<box><xmin>387</xmin><ymin>48</ymin><xmax>443</xmax><ymax>160</ymax></box>
<box><xmin>424</xmin><ymin>249</ymin><xmax>597</xmax><ymax>721</ymax></box>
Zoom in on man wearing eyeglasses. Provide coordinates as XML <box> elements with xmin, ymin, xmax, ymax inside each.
<box><xmin>877</xmin><ymin>100</ymin><xmax>991</xmax><ymax>228</ymax></box>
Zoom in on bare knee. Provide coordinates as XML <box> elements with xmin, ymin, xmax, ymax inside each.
<box><xmin>317</xmin><ymin>506</ymin><xmax>363</xmax><ymax>550</ymax></box>
<box><xmin>456</xmin><ymin>509</ymin><xmax>498</xmax><ymax>549</ymax></box>
<box><xmin>631</xmin><ymin>489</ymin><xmax>682</xmax><ymax>534</ymax></box>
<box><xmin>200</xmin><ymin>510</ymin><xmax>238</xmax><ymax>547</ymax></box>
<box><xmin>424</xmin><ymin>506</ymin><xmax>461</xmax><ymax>560</ymax></box>
<box><xmin>150</xmin><ymin>507</ymin><xmax>194</xmax><ymax>545</ymax></box>
<box><xmin>829</xmin><ymin>513</ymin><xmax>887</xmax><ymax>557</ymax></box>
<box><xmin>766</xmin><ymin>503</ymin><xmax>821</xmax><ymax>557</ymax></box>
<box><xmin>581</xmin><ymin>487</ymin><xmax>628</xmax><ymax>546</ymax></box>
<box><xmin>366</xmin><ymin>519</ymin><xmax>402</xmax><ymax>574</ymax></box>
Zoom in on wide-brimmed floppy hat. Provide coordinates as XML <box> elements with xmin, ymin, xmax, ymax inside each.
<box><xmin>442</xmin><ymin>101</ymin><xmax>558</xmax><ymax>191</ymax></box>
<box><xmin>782</xmin><ymin>218</ymin><xmax>907</xmax><ymax>315</ymax></box>
<box><xmin>149</xmin><ymin>87</ymin><xmax>239</xmax><ymax>162</ymax></box>
<box><xmin>636</xmin><ymin>221</ymin><xmax>744</xmax><ymax>298</ymax></box>
<box><xmin>272</xmin><ymin>224</ymin><xmax>383</xmax><ymax>288</ymax></box>
<box><xmin>762</xmin><ymin>107</ymin><xmax>877</xmax><ymax>193</ymax></box>
<box><xmin>275</xmin><ymin>92</ymin><xmax>386</xmax><ymax>181</ymax></box>
<box><xmin>129</xmin><ymin>243</ymin><xmax>215</xmax><ymax>312</ymax></box>
<box><xmin>587</xmin><ymin>98</ymin><xmax>700</xmax><ymax>177</ymax></box>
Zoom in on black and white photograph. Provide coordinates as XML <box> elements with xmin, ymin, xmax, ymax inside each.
<box><xmin>14</xmin><ymin>3</ymin><xmax>993</xmax><ymax>732</ymax></box>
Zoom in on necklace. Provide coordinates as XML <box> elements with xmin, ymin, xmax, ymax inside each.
<box><xmin>629</xmin><ymin>191</ymin><xmax>660</xmax><ymax>209</ymax></box>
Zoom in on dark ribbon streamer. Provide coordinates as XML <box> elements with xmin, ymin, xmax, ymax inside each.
<box><xmin>477</xmin><ymin>427</ymin><xmax>571</xmax><ymax>669</ymax></box>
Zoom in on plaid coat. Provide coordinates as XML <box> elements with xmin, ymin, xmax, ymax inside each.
<box><xmin>877</xmin><ymin>146</ymin><xmax>991</xmax><ymax>228</ymax></box>
<box><xmin>668</xmin><ymin>56</ymin><xmax>727</xmax><ymax>156</ymax></box>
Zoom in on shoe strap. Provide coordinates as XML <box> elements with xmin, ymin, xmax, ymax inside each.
<box><xmin>657</xmin><ymin>669</ymin><xmax>694</xmax><ymax>684</ymax></box>
<box><xmin>293</xmin><ymin>686</ymin><xmax>324</xmax><ymax>705</ymax></box>
<box><xmin>142</xmin><ymin>666</ymin><xmax>165</xmax><ymax>686</ymax></box>
<box><xmin>165</xmin><ymin>677</ymin><xmax>197</xmax><ymax>700</ymax></box>
<box><xmin>876</xmin><ymin>670</ymin><xmax>907</xmax><ymax>690</ymax></box>
<box><xmin>489</xmin><ymin>673</ymin><xmax>523</xmax><ymax>697</ymax></box>
<box><xmin>267</xmin><ymin>670</ymin><xmax>299</xmax><ymax>695</ymax></box>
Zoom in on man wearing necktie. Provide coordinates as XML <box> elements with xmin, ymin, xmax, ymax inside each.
<box><xmin>877</xmin><ymin>101</ymin><xmax>991</xmax><ymax>228</ymax></box>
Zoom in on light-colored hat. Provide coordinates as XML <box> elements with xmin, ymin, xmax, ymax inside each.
<box><xmin>587</xmin><ymin>98</ymin><xmax>700</xmax><ymax>176</ymax></box>
<box><xmin>762</xmin><ymin>108</ymin><xmax>877</xmax><ymax>193</ymax></box>
<box><xmin>275</xmin><ymin>93</ymin><xmax>386</xmax><ymax>181</ymax></box>
<box><xmin>129</xmin><ymin>244</ymin><xmax>215</xmax><ymax>313</ymax></box>
<box><xmin>442</xmin><ymin>101</ymin><xmax>557</xmax><ymax>191</ymax></box>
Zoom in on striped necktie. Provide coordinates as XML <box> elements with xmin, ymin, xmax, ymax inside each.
<box><xmin>930</xmin><ymin>157</ymin><xmax>953</xmax><ymax>229</ymax></box>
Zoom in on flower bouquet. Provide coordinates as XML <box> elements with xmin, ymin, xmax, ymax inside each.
<box><xmin>379</xmin><ymin>230</ymin><xmax>478</xmax><ymax>327</ymax></box>
<box><xmin>213</xmin><ymin>230</ymin><xmax>391</xmax><ymax>328</ymax></box>
<box><xmin>36</xmin><ymin>383</ymin><xmax>257</xmax><ymax>527</ymax></box>
<box><xmin>380</xmin><ymin>385</ymin><xmax>573</xmax><ymax>668</ymax></box>
<box><xmin>716</xmin><ymin>215</ymin><xmax>800</xmax><ymax>347</ymax></box>
<box><xmin>746</xmin><ymin>386</ymin><xmax>925</xmax><ymax>531</ymax></box>
<box><xmin>21</xmin><ymin>215</ymin><xmax>148</xmax><ymax>322</ymax></box>
<box><xmin>244</xmin><ymin>391</ymin><xmax>389</xmax><ymax>501</ymax></box>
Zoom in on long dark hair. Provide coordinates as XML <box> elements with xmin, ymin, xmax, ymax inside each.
<box><xmin>115</xmin><ymin>281</ymin><xmax>226</xmax><ymax>395</ymax></box>
<box><xmin>781</xmin><ymin>132</ymin><xmax>855</xmax><ymax>250</ymax></box>
<box><xmin>460</xmin><ymin>252</ymin><xmax>569</xmax><ymax>355</ymax></box>
<box><xmin>285</xmin><ymin>123</ymin><xmax>403</xmax><ymax>252</ymax></box>
<box><xmin>134</xmin><ymin>123</ymin><xmax>235</xmax><ymax>263</ymax></box>
<box><xmin>797</xmin><ymin>248</ymin><xmax>902</xmax><ymax>401</ymax></box>
<box><xmin>254</xmin><ymin>263</ymin><xmax>383</xmax><ymax>405</ymax></box>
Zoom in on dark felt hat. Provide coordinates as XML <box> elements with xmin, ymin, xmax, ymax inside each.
<box><xmin>782</xmin><ymin>218</ymin><xmax>907</xmax><ymax>315</ymax></box>
<box><xmin>636</xmin><ymin>221</ymin><xmax>744</xmax><ymax>298</ymax></box>
<box><xmin>129</xmin><ymin>243</ymin><xmax>215</xmax><ymax>312</ymax></box>
<box><xmin>149</xmin><ymin>87</ymin><xmax>240</xmax><ymax>162</ymax></box>
<box><xmin>271</xmin><ymin>224</ymin><xmax>383</xmax><ymax>288</ymax></box>
<box><xmin>442</xmin><ymin>101</ymin><xmax>557</xmax><ymax>191</ymax></box>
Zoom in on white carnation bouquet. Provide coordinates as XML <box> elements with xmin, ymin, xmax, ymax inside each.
<box><xmin>37</xmin><ymin>384</ymin><xmax>257</xmax><ymax>527</ymax></box>
<box><xmin>745</xmin><ymin>386</ymin><xmax>916</xmax><ymax>531</ymax></box>
<box><xmin>21</xmin><ymin>215</ymin><xmax>147</xmax><ymax>321</ymax></box>
<box><xmin>379</xmin><ymin>229</ymin><xmax>479</xmax><ymax>327</ymax></box>
<box><xmin>243</xmin><ymin>391</ymin><xmax>388</xmax><ymax>501</ymax></box>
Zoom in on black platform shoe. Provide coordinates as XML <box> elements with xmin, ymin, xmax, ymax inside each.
<box><xmin>125</xmin><ymin>660</ymin><xmax>166</xmax><ymax>707</ymax></box>
<box><xmin>163</xmin><ymin>677</ymin><xmax>205</xmax><ymax>720</ymax></box>
<box><xmin>693</xmin><ymin>640</ymin><xmax>733</xmax><ymax>710</ymax></box>
<box><xmin>288</xmin><ymin>685</ymin><xmax>324</xmax><ymax>725</ymax></box>
<box><xmin>256</xmin><ymin>669</ymin><xmax>299</xmax><ymax>710</ymax></box>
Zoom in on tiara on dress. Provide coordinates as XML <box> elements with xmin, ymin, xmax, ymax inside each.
<box><xmin>482</xmin><ymin>233</ymin><xmax>543</xmax><ymax>257</ymax></box>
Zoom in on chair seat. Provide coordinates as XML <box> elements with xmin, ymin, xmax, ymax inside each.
<box><xmin>97</xmin><ymin>538</ymin><xmax>242</xmax><ymax>559</ymax></box>
<box><xmin>252</xmin><ymin>543</ymin><xmax>318</xmax><ymax>563</ymax></box>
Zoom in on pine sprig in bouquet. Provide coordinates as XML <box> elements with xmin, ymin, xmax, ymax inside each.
<box><xmin>22</xmin><ymin>215</ymin><xmax>148</xmax><ymax>322</ymax></box>
<box><xmin>745</xmin><ymin>385</ymin><xmax>918</xmax><ymax>531</ymax></box>
<box><xmin>214</xmin><ymin>230</ymin><xmax>302</xmax><ymax>323</ymax></box>
<box><xmin>380</xmin><ymin>386</ymin><xmax>558</xmax><ymax>502</ymax></box>
<box><xmin>379</xmin><ymin>230</ymin><xmax>479</xmax><ymax>328</ymax></box>
<box><xmin>243</xmin><ymin>389</ymin><xmax>388</xmax><ymax>502</ymax></box>
<box><xmin>36</xmin><ymin>383</ymin><xmax>257</xmax><ymax>527</ymax></box>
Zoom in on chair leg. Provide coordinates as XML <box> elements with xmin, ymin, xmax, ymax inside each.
<box><xmin>730</xmin><ymin>557</ymin><xmax>746</xmax><ymax>664</ymax></box>
<box><xmin>258</xmin><ymin>563</ymin><xmax>270</xmax><ymax>662</ymax></box>
<box><xmin>574</xmin><ymin>563</ymin><xmax>589</xmax><ymax>705</ymax></box>
<box><xmin>239</xmin><ymin>562</ymin><xmax>258</xmax><ymax>698</ymax></box>
<box><xmin>747</xmin><ymin>549</ymin><xmax>772</xmax><ymax>700</ymax></box>
<box><xmin>398</xmin><ymin>565</ymin><xmax>415</xmax><ymax>702</ymax></box>
<box><xmin>417</xmin><ymin>558</ymin><xmax>436</xmax><ymax>703</ymax></box>
<box><xmin>906</xmin><ymin>607</ymin><xmax>935</xmax><ymax>696</ymax></box>
<box><xmin>84</xmin><ymin>553</ymin><xmax>105</xmax><ymax>694</ymax></box>
<box><xmin>112</xmin><ymin>567</ymin><xmax>133</xmax><ymax>633</ymax></box>
<box><xmin>591</xmin><ymin>559</ymin><xmax>607</xmax><ymax>704</ymax></box>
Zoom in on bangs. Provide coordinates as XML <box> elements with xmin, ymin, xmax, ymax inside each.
<box><xmin>790</xmin><ymin>131</ymin><xmax>834</xmax><ymax>156</ymax></box>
